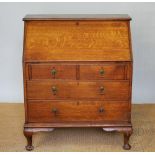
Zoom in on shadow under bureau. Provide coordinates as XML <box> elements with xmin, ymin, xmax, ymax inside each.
<box><xmin>23</xmin><ymin>14</ymin><xmax>133</xmax><ymax>151</ymax></box>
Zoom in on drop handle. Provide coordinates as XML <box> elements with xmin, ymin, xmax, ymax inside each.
<box><xmin>99</xmin><ymin>107</ymin><xmax>104</xmax><ymax>113</ymax></box>
<box><xmin>99</xmin><ymin>69</ymin><xmax>104</xmax><ymax>76</ymax></box>
<box><xmin>51</xmin><ymin>68</ymin><xmax>57</xmax><ymax>76</ymax></box>
<box><xmin>51</xmin><ymin>86</ymin><xmax>57</xmax><ymax>95</ymax></box>
<box><xmin>100</xmin><ymin>86</ymin><xmax>104</xmax><ymax>94</ymax></box>
<box><xmin>51</xmin><ymin>108</ymin><xmax>58</xmax><ymax>115</ymax></box>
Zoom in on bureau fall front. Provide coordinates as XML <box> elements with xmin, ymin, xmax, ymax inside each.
<box><xmin>23</xmin><ymin>14</ymin><xmax>133</xmax><ymax>151</ymax></box>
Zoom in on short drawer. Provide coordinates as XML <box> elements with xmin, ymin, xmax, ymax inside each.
<box><xmin>27</xmin><ymin>81</ymin><xmax>129</xmax><ymax>100</ymax></box>
<box><xmin>80</xmin><ymin>64</ymin><xmax>126</xmax><ymax>80</ymax></box>
<box><xmin>27</xmin><ymin>100</ymin><xmax>130</xmax><ymax>123</ymax></box>
<box><xmin>28</xmin><ymin>64</ymin><xmax>76</xmax><ymax>80</ymax></box>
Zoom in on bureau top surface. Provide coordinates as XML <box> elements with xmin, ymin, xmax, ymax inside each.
<box><xmin>23</xmin><ymin>14</ymin><xmax>131</xmax><ymax>21</ymax></box>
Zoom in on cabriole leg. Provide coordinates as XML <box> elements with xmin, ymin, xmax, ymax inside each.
<box><xmin>24</xmin><ymin>129</ymin><xmax>34</xmax><ymax>151</ymax></box>
<box><xmin>123</xmin><ymin>132</ymin><xmax>131</xmax><ymax>150</ymax></box>
<box><xmin>102</xmin><ymin>126</ymin><xmax>132</xmax><ymax>150</ymax></box>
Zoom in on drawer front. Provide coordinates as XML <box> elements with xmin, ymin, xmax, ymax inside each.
<box><xmin>80</xmin><ymin>64</ymin><xmax>126</xmax><ymax>80</ymax></box>
<box><xmin>27</xmin><ymin>81</ymin><xmax>129</xmax><ymax>100</ymax></box>
<box><xmin>29</xmin><ymin>64</ymin><xmax>76</xmax><ymax>80</ymax></box>
<box><xmin>28</xmin><ymin>100</ymin><xmax>130</xmax><ymax>123</ymax></box>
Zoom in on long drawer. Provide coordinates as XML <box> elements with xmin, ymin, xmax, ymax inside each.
<box><xmin>27</xmin><ymin>100</ymin><xmax>130</xmax><ymax>123</ymax></box>
<box><xmin>27</xmin><ymin>81</ymin><xmax>130</xmax><ymax>100</ymax></box>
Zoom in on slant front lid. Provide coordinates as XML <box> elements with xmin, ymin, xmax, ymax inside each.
<box><xmin>24</xmin><ymin>14</ymin><xmax>132</xmax><ymax>62</ymax></box>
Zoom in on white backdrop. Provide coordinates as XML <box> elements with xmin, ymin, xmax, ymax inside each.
<box><xmin>0</xmin><ymin>2</ymin><xmax>155</xmax><ymax>103</ymax></box>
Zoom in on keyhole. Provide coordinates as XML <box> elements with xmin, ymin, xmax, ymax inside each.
<box><xmin>76</xmin><ymin>21</ymin><xmax>79</xmax><ymax>26</ymax></box>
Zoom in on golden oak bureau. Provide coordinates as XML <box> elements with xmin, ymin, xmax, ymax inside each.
<box><xmin>23</xmin><ymin>14</ymin><xmax>133</xmax><ymax>151</ymax></box>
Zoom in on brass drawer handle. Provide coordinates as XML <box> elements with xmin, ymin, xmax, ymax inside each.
<box><xmin>99</xmin><ymin>69</ymin><xmax>104</xmax><ymax>76</ymax></box>
<box><xmin>100</xmin><ymin>86</ymin><xmax>104</xmax><ymax>93</ymax></box>
<box><xmin>52</xmin><ymin>86</ymin><xmax>57</xmax><ymax>95</ymax></box>
<box><xmin>51</xmin><ymin>108</ymin><xmax>58</xmax><ymax>115</ymax></box>
<box><xmin>51</xmin><ymin>68</ymin><xmax>57</xmax><ymax>76</ymax></box>
<box><xmin>99</xmin><ymin>107</ymin><xmax>104</xmax><ymax>113</ymax></box>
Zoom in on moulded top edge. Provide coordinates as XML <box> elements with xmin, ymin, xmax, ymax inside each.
<box><xmin>23</xmin><ymin>14</ymin><xmax>132</xmax><ymax>21</ymax></box>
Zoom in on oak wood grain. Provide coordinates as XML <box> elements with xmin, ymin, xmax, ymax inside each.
<box><xmin>80</xmin><ymin>64</ymin><xmax>126</xmax><ymax>80</ymax></box>
<box><xmin>27</xmin><ymin>80</ymin><xmax>130</xmax><ymax>100</ymax></box>
<box><xmin>29</xmin><ymin>64</ymin><xmax>76</xmax><ymax>80</ymax></box>
<box><xmin>24</xmin><ymin>21</ymin><xmax>131</xmax><ymax>61</ymax></box>
<box><xmin>27</xmin><ymin>100</ymin><xmax>130</xmax><ymax>122</ymax></box>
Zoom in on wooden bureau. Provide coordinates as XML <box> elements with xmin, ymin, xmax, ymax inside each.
<box><xmin>23</xmin><ymin>14</ymin><xmax>133</xmax><ymax>151</ymax></box>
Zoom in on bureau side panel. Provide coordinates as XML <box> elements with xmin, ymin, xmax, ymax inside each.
<box><xmin>128</xmin><ymin>62</ymin><xmax>133</xmax><ymax>122</ymax></box>
<box><xmin>23</xmin><ymin>22</ymin><xmax>28</xmax><ymax>123</ymax></box>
